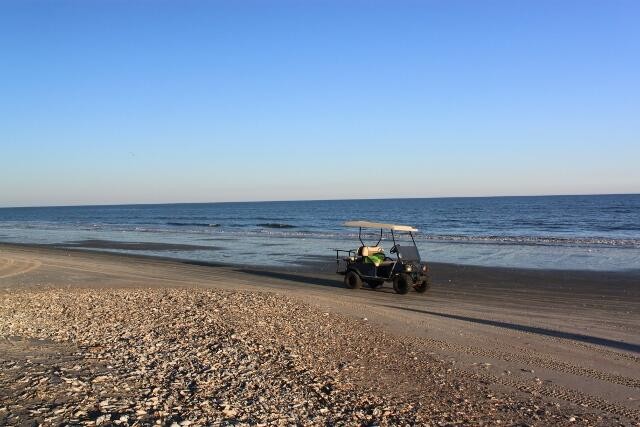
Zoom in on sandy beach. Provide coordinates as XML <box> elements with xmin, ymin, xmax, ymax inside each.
<box><xmin>0</xmin><ymin>243</ymin><xmax>638</xmax><ymax>426</ymax></box>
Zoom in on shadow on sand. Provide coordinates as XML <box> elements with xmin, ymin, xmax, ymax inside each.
<box><xmin>382</xmin><ymin>305</ymin><xmax>640</xmax><ymax>353</ymax></box>
<box><xmin>178</xmin><ymin>259</ymin><xmax>639</xmax><ymax>353</ymax></box>
<box><xmin>236</xmin><ymin>269</ymin><xmax>345</xmax><ymax>289</ymax></box>
<box><xmin>236</xmin><ymin>268</ymin><xmax>399</xmax><ymax>293</ymax></box>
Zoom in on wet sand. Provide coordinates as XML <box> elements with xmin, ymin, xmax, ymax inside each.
<box><xmin>0</xmin><ymin>243</ymin><xmax>638</xmax><ymax>425</ymax></box>
<box><xmin>50</xmin><ymin>239</ymin><xmax>218</xmax><ymax>251</ymax></box>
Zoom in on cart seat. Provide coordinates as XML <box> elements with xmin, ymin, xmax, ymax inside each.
<box><xmin>357</xmin><ymin>246</ymin><xmax>385</xmax><ymax>267</ymax></box>
<box><xmin>358</xmin><ymin>246</ymin><xmax>384</xmax><ymax>256</ymax></box>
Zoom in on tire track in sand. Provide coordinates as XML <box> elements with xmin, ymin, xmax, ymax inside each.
<box><xmin>371</xmin><ymin>301</ymin><xmax>640</xmax><ymax>391</ymax></box>
<box><xmin>0</xmin><ymin>257</ymin><xmax>42</xmax><ymax>279</ymax></box>
<box><xmin>471</xmin><ymin>369</ymin><xmax>640</xmax><ymax>421</ymax></box>
<box><xmin>409</xmin><ymin>333</ymin><xmax>640</xmax><ymax>390</ymax></box>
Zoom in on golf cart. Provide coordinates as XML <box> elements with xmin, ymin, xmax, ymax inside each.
<box><xmin>335</xmin><ymin>221</ymin><xmax>431</xmax><ymax>294</ymax></box>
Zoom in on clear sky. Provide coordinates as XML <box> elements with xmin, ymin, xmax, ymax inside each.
<box><xmin>1</xmin><ymin>0</ymin><xmax>638</xmax><ymax>207</ymax></box>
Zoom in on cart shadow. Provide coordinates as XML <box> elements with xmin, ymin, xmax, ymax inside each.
<box><xmin>237</xmin><ymin>268</ymin><xmax>396</xmax><ymax>293</ymax></box>
<box><xmin>381</xmin><ymin>305</ymin><xmax>640</xmax><ymax>353</ymax></box>
<box><xmin>237</xmin><ymin>269</ymin><xmax>342</xmax><ymax>288</ymax></box>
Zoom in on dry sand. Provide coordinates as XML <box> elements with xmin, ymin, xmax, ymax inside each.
<box><xmin>0</xmin><ymin>243</ymin><xmax>638</xmax><ymax>426</ymax></box>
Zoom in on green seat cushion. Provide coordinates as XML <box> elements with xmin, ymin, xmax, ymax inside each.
<box><xmin>364</xmin><ymin>252</ymin><xmax>385</xmax><ymax>266</ymax></box>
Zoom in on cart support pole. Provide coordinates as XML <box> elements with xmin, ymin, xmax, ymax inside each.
<box><xmin>374</xmin><ymin>228</ymin><xmax>382</xmax><ymax>247</ymax></box>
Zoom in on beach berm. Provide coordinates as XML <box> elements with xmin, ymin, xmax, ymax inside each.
<box><xmin>0</xmin><ymin>244</ymin><xmax>638</xmax><ymax>425</ymax></box>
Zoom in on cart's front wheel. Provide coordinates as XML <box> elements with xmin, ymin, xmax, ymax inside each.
<box><xmin>393</xmin><ymin>274</ymin><xmax>411</xmax><ymax>295</ymax></box>
<box><xmin>344</xmin><ymin>271</ymin><xmax>362</xmax><ymax>289</ymax></box>
<box><xmin>414</xmin><ymin>277</ymin><xmax>431</xmax><ymax>293</ymax></box>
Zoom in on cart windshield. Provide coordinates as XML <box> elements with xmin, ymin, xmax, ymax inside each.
<box><xmin>394</xmin><ymin>244</ymin><xmax>421</xmax><ymax>262</ymax></box>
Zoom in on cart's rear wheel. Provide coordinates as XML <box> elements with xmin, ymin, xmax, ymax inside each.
<box><xmin>414</xmin><ymin>277</ymin><xmax>431</xmax><ymax>293</ymax></box>
<box><xmin>393</xmin><ymin>274</ymin><xmax>411</xmax><ymax>295</ymax></box>
<box><xmin>367</xmin><ymin>280</ymin><xmax>384</xmax><ymax>289</ymax></box>
<box><xmin>344</xmin><ymin>271</ymin><xmax>362</xmax><ymax>289</ymax></box>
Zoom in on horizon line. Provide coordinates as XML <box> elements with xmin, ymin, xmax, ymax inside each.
<box><xmin>1</xmin><ymin>192</ymin><xmax>638</xmax><ymax>210</ymax></box>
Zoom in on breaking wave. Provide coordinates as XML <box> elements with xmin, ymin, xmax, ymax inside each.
<box><xmin>420</xmin><ymin>234</ymin><xmax>640</xmax><ymax>248</ymax></box>
<box><xmin>257</xmin><ymin>223</ymin><xmax>297</xmax><ymax>229</ymax></box>
<box><xmin>167</xmin><ymin>222</ymin><xmax>221</xmax><ymax>227</ymax></box>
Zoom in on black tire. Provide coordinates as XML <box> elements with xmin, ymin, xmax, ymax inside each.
<box><xmin>393</xmin><ymin>274</ymin><xmax>411</xmax><ymax>295</ymax></box>
<box><xmin>414</xmin><ymin>276</ymin><xmax>431</xmax><ymax>293</ymax></box>
<box><xmin>344</xmin><ymin>271</ymin><xmax>362</xmax><ymax>289</ymax></box>
<box><xmin>367</xmin><ymin>280</ymin><xmax>384</xmax><ymax>289</ymax></box>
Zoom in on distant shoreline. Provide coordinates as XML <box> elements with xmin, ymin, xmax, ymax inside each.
<box><xmin>2</xmin><ymin>241</ymin><xmax>639</xmax><ymax>284</ymax></box>
<box><xmin>1</xmin><ymin>194</ymin><xmax>638</xmax><ymax>272</ymax></box>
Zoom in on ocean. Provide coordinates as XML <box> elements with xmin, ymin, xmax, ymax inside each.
<box><xmin>0</xmin><ymin>195</ymin><xmax>639</xmax><ymax>271</ymax></box>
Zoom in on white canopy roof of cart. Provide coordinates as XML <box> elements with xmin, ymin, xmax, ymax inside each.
<box><xmin>343</xmin><ymin>221</ymin><xmax>418</xmax><ymax>232</ymax></box>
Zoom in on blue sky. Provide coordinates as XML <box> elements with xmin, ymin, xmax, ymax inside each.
<box><xmin>1</xmin><ymin>0</ymin><xmax>638</xmax><ymax>207</ymax></box>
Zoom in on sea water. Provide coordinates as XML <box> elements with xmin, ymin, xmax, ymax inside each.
<box><xmin>0</xmin><ymin>195</ymin><xmax>638</xmax><ymax>271</ymax></box>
